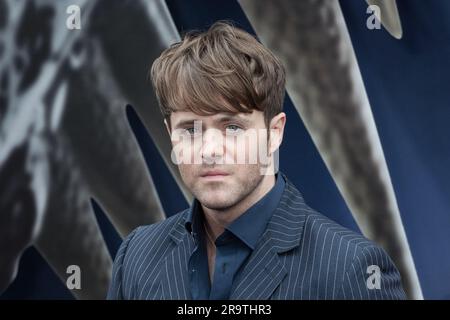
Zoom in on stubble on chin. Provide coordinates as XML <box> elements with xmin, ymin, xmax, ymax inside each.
<box><xmin>195</xmin><ymin>174</ymin><xmax>263</xmax><ymax>211</ymax></box>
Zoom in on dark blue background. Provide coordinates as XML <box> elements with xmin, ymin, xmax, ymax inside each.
<box><xmin>2</xmin><ymin>0</ymin><xmax>449</xmax><ymax>299</ymax></box>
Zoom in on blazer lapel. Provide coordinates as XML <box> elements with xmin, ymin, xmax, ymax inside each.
<box><xmin>230</xmin><ymin>177</ymin><xmax>308</xmax><ymax>300</ymax></box>
<box><xmin>159</xmin><ymin>212</ymin><xmax>196</xmax><ymax>300</ymax></box>
<box><xmin>229</xmin><ymin>231</ymin><xmax>287</xmax><ymax>299</ymax></box>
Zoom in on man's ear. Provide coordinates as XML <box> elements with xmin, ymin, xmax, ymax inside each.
<box><xmin>268</xmin><ymin>112</ymin><xmax>286</xmax><ymax>154</ymax></box>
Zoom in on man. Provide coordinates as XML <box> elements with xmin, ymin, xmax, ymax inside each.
<box><xmin>107</xmin><ymin>21</ymin><xmax>406</xmax><ymax>300</ymax></box>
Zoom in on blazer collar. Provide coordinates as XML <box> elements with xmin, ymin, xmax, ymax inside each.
<box><xmin>262</xmin><ymin>174</ymin><xmax>307</xmax><ymax>253</ymax></box>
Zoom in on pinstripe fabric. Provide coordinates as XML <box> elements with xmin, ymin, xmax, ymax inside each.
<box><xmin>107</xmin><ymin>177</ymin><xmax>406</xmax><ymax>300</ymax></box>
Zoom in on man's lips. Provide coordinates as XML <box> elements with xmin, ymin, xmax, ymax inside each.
<box><xmin>200</xmin><ymin>170</ymin><xmax>229</xmax><ymax>178</ymax></box>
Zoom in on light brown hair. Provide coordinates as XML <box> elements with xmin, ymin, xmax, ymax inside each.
<box><xmin>150</xmin><ymin>20</ymin><xmax>286</xmax><ymax>128</ymax></box>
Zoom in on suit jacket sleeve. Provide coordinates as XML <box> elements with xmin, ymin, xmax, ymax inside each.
<box><xmin>106</xmin><ymin>227</ymin><xmax>140</xmax><ymax>300</ymax></box>
<box><xmin>337</xmin><ymin>244</ymin><xmax>407</xmax><ymax>300</ymax></box>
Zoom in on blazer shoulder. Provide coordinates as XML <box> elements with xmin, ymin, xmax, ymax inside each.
<box><xmin>299</xmin><ymin>208</ymin><xmax>405</xmax><ymax>299</ymax></box>
<box><xmin>301</xmin><ymin>207</ymin><xmax>399</xmax><ymax>269</ymax></box>
<box><xmin>107</xmin><ymin>209</ymin><xmax>189</xmax><ymax>299</ymax></box>
<box><xmin>281</xmin><ymin>178</ymin><xmax>381</xmax><ymax>262</ymax></box>
<box><xmin>134</xmin><ymin>209</ymin><xmax>188</xmax><ymax>239</ymax></box>
<box><xmin>126</xmin><ymin>209</ymin><xmax>188</xmax><ymax>249</ymax></box>
<box><xmin>282</xmin><ymin>177</ymin><xmax>386</xmax><ymax>259</ymax></box>
<box><xmin>117</xmin><ymin>209</ymin><xmax>188</xmax><ymax>265</ymax></box>
<box><xmin>303</xmin><ymin>208</ymin><xmax>376</xmax><ymax>253</ymax></box>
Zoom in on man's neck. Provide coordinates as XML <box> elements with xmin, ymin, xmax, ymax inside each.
<box><xmin>201</xmin><ymin>174</ymin><xmax>276</xmax><ymax>240</ymax></box>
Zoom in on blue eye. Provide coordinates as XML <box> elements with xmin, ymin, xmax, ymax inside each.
<box><xmin>185</xmin><ymin>127</ymin><xmax>199</xmax><ymax>136</ymax></box>
<box><xmin>226</xmin><ymin>124</ymin><xmax>243</xmax><ymax>133</ymax></box>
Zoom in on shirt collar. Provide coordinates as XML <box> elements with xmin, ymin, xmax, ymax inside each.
<box><xmin>184</xmin><ymin>173</ymin><xmax>286</xmax><ymax>250</ymax></box>
<box><xmin>185</xmin><ymin>198</ymin><xmax>201</xmax><ymax>236</ymax></box>
<box><xmin>226</xmin><ymin>173</ymin><xmax>285</xmax><ymax>249</ymax></box>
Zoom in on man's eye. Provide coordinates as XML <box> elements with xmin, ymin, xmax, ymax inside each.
<box><xmin>225</xmin><ymin>124</ymin><xmax>243</xmax><ymax>133</ymax></box>
<box><xmin>185</xmin><ymin>127</ymin><xmax>199</xmax><ymax>135</ymax></box>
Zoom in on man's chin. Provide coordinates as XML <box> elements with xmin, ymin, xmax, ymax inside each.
<box><xmin>197</xmin><ymin>194</ymin><xmax>237</xmax><ymax>211</ymax></box>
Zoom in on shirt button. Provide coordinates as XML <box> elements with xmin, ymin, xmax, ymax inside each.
<box><xmin>222</xmin><ymin>263</ymin><xmax>227</xmax><ymax>273</ymax></box>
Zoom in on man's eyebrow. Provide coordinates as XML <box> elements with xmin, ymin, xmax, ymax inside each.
<box><xmin>172</xmin><ymin>119</ymin><xmax>198</xmax><ymax>128</ymax></box>
<box><xmin>214</xmin><ymin>114</ymin><xmax>252</xmax><ymax>124</ymax></box>
<box><xmin>173</xmin><ymin>114</ymin><xmax>252</xmax><ymax>128</ymax></box>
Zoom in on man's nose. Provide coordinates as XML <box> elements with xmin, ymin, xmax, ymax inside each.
<box><xmin>200</xmin><ymin>129</ymin><xmax>224</xmax><ymax>164</ymax></box>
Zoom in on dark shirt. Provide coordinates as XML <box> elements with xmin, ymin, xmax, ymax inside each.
<box><xmin>184</xmin><ymin>174</ymin><xmax>286</xmax><ymax>299</ymax></box>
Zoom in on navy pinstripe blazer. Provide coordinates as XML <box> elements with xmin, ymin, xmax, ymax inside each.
<box><xmin>107</xmin><ymin>177</ymin><xmax>406</xmax><ymax>300</ymax></box>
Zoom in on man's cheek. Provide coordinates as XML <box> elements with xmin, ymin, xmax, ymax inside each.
<box><xmin>178</xmin><ymin>164</ymin><xmax>192</xmax><ymax>183</ymax></box>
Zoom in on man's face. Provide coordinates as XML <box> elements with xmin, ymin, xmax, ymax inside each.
<box><xmin>168</xmin><ymin>110</ymin><xmax>280</xmax><ymax>211</ymax></box>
